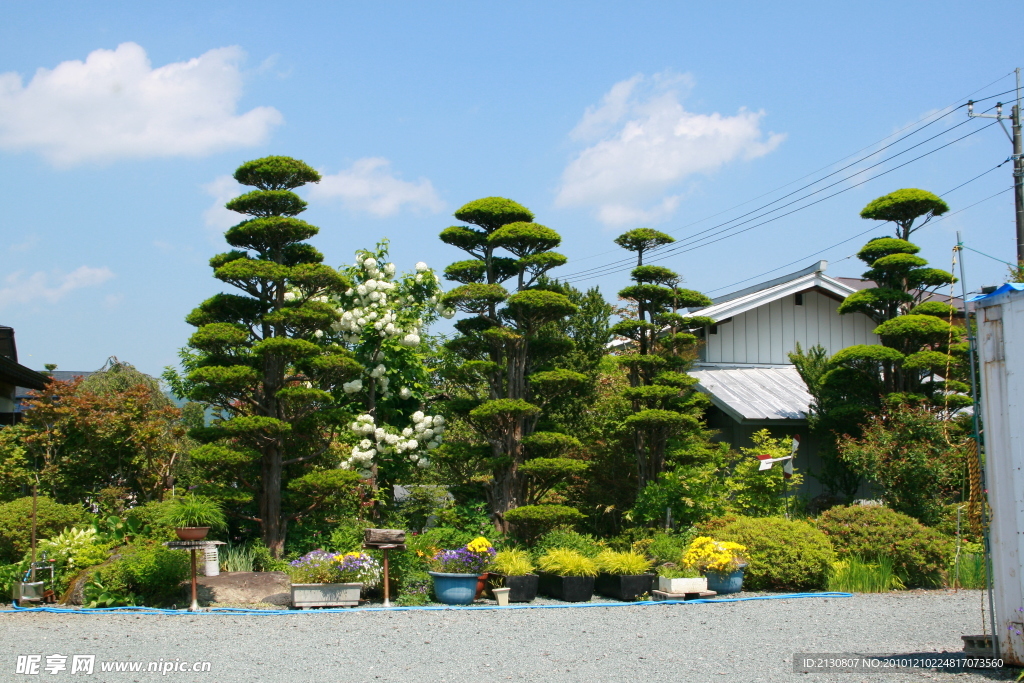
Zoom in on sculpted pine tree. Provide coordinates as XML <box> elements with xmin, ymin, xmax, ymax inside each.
<box><xmin>439</xmin><ymin>198</ymin><xmax>584</xmax><ymax>529</ymax></box>
<box><xmin>611</xmin><ymin>228</ymin><xmax>714</xmax><ymax>490</ymax></box>
<box><xmin>169</xmin><ymin>156</ymin><xmax>362</xmax><ymax>556</ymax></box>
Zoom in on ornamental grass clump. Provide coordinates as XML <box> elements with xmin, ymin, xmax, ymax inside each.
<box><xmin>594</xmin><ymin>550</ymin><xmax>653</xmax><ymax>576</ymax></box>
<box><xmin>157</xmin><ymin>495</ymin><xmax>227</xmax><ymax>531</ymax></box>
<box><xmin>681</xmin><ymin>537</ymin><xmax>747</xmax><ymax>574</ymax></box>
<box><xmin>537</xmin><ymin>549</ymin><xmax>598</xmax><ymax>577</ymax></box>
<box><xmin>493</xmin><ymin>549</ymin><xmax>535</xmax><ymax>576</ymax></box>
<box><xmin>289</xmin><ymin>550</ymin><xmax>379</xmax><ymax>584</ymax></box>
<box><xmin>430</xmin><ymin>537</ymin><xmax>496</xmax><ymax>574</ymax></box>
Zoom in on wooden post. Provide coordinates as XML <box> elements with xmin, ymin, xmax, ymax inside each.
<box><xmin>382</xmin><ymin>548</ymin><xmax>391</xmax><ymax>607</ymax></box>
<box><xmin>189</xmin><ymin>549</ymin><xmax>198</xmax><ymax>612</ymax></box>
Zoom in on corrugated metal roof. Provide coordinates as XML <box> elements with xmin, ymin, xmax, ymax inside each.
<box><xmin>689</xmin><ymin>365</ymin><xmax>812</xmax><ymax>422</ymax></box>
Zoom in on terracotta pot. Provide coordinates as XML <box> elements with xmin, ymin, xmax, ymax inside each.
<box><xmin>174</xmin><ymin>527</ymin><xmax>210</xmax><ymax>541</ymax></box>
<box><xmin>475</xmin><ymin>572</ymin><xmax>493</xmax><ymax>600</ymax></box>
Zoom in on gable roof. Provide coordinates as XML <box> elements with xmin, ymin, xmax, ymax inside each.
<box><xmin>695</xmin><ymin>261</ymin><xmax>859</xmax><ymax>323</ymax></box>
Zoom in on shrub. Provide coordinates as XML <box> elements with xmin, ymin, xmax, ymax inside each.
<box><xmin>816</xmin><ymin>505</ymin><xmax>952</xmax><ymax>587</ymax></box>
<box><xmin>34</xmin><ymin>527</ymin><xmax>113</xmax><ymax>596</ymax></box>
<box><xmin>594</xmin><ymin>550</ymin><xmax>652</xmax><ymax>576</ymax></box>
<box><xmin>712</xmin><ymin>516</ymin><xmax>835</xmax><ymax>591</ymax></box>
<box><xmin>533</xmin><ymin>529</ymin><xmax>602</xmax><ymax>558</ymax></box>
<box><xmin>632</xmin><ymin>466</ymin><xmax>727</xmax><ymax>527</ymax></box>
<box><xmin>645</xmin><ymin>530</ymin><xmax>695</xmax><ymax>565</ymax></box>
<box><xmin>93</xmin><ymin>540</ymin><xmax>190</xmax><ymax>606</ymax></box>
<box><xmin>537</xmin><ymin>549</ymin><xmax>598</xmax><ymax>577</ymax></box>
<box><xmin>0</xmin><ymin>496</ymin><xmax>87</xmax><ymax>564</ymax></box>
<box><xmin>123</xmin><ymin>500</ymin><xmax>179</xmax><ymax>540</ymax></box>
<box><xmin>504</xmin><ymin>504</ymin><xmax>583</xmax><ymax>544</ymax></box>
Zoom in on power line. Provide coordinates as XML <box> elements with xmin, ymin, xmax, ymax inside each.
<box><xmin>564</xmin><ymin>74</ymin><xmax>1016</xmax><ymax>268</ymax></box>
<box><xmin>563</xmin><ymin>101</ymin><xmax>1003</xmax><ymax>281</ymax></box>
<box><xmin>565</xmin><ymin>120</ymin><xmax>1000</xmax><ymax>282</ymax></box>
<box><xmin>702</xmin><ymin>183</ymin><xmax>1013</xmax><ymax>296</ymax></box>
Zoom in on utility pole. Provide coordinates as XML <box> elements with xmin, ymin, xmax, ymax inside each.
<box><xmin>968</xmin><ymin>67</ymin><xmax>1024</xmax><ymax>266</ymax></box>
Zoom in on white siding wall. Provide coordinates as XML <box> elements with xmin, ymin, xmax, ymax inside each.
<box><xmin>702</xmin><ymin>290</ymin><xmax>878</xmax><ymax>364</ymax></box>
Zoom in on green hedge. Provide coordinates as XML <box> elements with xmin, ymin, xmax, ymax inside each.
<box><xmin>709</xmin><ymin>515</ymin><xmax>835</xmax><ymax>591</ymax></box>
<box><xmin>0</xmin><ymin>497</ymin><xmax>87</xmax><ymax>564</ymax></box>
<box><xmin>504</xmin><ymin>504</ymin><xmax>583</xmax><ymax>544</ymax></box>
<box><xmin>816</xmin><ymin>505</ymin><xmax>953</xmax><ymax>587</ymax></box>
<box><xmin>92</xmin><ymin>541</ymin><xmax>190</xmax><ymax>606</ymax></box>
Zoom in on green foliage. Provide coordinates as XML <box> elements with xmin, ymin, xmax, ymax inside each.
<box><xmin>645</xmin><ymin>531</ymin><xmax>694</xmax><ymax>565</ymax></box>
<box><xmin>233</xmin><ymin>156</ymin><xmax>321</xmax><ymax>191</ymax></box>
<box><xmin>860</xmin><ymin>189</ymin><xmax>949</xmax><ymax>241</ymax></box>
<box><xmin>632</xmin><ymin>466</ymin><xmax>727</xmax><ymax>528</ymax></box>
<box><xmin>505</xmin><ymin>505</ymin><xmax>584</xmax><ymax>544</ymax></box>
<box><xmin>0</xmin><ymin>496</ymin><xmax>87</xmax><ymax>564</ymax></box>
<box><xmin>950</xmin><ymin>549</ymin><xmax>987</xmax><ymax>589</ymax></box>
<box><xmin>594</xmin><ymin>549</ymin><xmax>652</xmax><ymax>576</ymax></box>
<box><xmin>537</xmin><ymin>548</ymin><xmax>598</xmax><ymax>577</ymax></box>
<box><xmin>728</xmin><ymin>430</ymin><xmax>803</xmax><ymax>517</ymax></box>
<box><xmin>711</xmin><ymin>516</ymin><xmax>835</xmax><ymax>591</ymax></box>
<box><xmin>493</xmin><ymin>549</ymin><xmax>535</xmax><ymax>576</ymax></box>
<box><xmin>827</xmin><ymin>555</ymin><xmax>906</xmax><ymax>593</ymax></box>
<box><xmin>220</xmin><ymin>543</ymin><xmax>257</xmax><ymax>573</ymax></box>
<box><xmin>454</xmin><ymin>197</ymin><xmax>534</xmax><ymax>231</ymax></box>
<box><xmin>533</xmin><ymin>528</ymin><xmax>602</xmax><ymax>558</ymax></box>
<box><xmin>93</xmin><ymin>540</ymin><xmax>190</xmax><ymax>606</ymax></box>
<box><xmin>816</xmin><ymin>505</ymin><xmax>953</xmax><ymax>587</ymax></box>
<box><xmin>837</xmin><ymin>406</ymin><xmax>967</xmax><ymax>526</ymax></box>
<box><xmin>34</xmin><ymin>527</ymin><xmax>113</xmax><ymax>596</ymax></box>
<box><xmin>83</xmin><ymin>579</ymin><xmax>138</xmax><ymax>608</ymax></box>
<box><xmin>0</xmin><ymin>561</ymin><xmax>27</xmax><ymax>600</ymax></box>
<box><xmin>613</xmin><ymin>228</ymin><xmax>674</xmax><ymax>256</ymax></box>
<box><xmin>157</xmin><ymin>495</ymin><xmax>227</xmax><ymax>531</ymax></box>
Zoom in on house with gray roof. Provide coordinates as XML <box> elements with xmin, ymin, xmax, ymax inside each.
<box><xmin>688</xmin><ymin>261</ymin><xmax>880</xmax><ymax>497</ymax></box>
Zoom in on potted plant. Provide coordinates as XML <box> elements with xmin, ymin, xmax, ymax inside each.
<box><xmin>537</xmin><ymin>549</ymin><xmax>598</xmax><ymax>602</ymax></box>
<box><xmin>289</xmin><ymin>550</ymin><xmax>379</xmax><ymax>609</ymax></box>
<box><xmin>492</xmin><ymin>549</ymin><xmax>539</xmax><ymax>603</ymax></box>
<box><xmin>594</xmin><ymin>550</ymin><xmax>655</xmax><ymax>601</ymax></box>
<box><xmin>656</xmin><ymin>564</ymin><xmax>708</xmax><ymax>594</ymax></box>
<box><xmin>158</xmin><ymin>494</ymin><xmax>227</xmax><ymax>540</ymax></box>
<box><xmin>428</xmin><ymin>537</ymin><xmax>495</xmax><ymax>605</ymax></box>
<box><xmin>681</xmin><ymin>536</ymin><xmax>748</xmax><ymax>594</ymax></box>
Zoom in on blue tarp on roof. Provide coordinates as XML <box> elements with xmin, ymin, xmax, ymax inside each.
<box><xmin>967</xmin><ymin>283</ymin><xmax>1024</xmax><ymax>303</ymax></box>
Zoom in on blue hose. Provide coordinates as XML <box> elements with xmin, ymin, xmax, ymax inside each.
<box><xmin>1</xmin><ymin>592</ymin><xmax>852</xmax><ymax>615</ymax></box>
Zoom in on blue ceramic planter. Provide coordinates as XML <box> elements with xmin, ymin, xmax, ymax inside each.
<box><xmin>705</xmin><ymin>565</ymin><xmax>746</xmax><ymax>594</ymax></box>
<box><xmin>428</xmin><ymin>572</ymin><xmax>478</xmax><ymax>605</ymax></box>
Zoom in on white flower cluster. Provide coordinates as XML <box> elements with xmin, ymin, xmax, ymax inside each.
<box><xmin>343</xmin><ymin>411</ymin><xmax>445</xmax><ymax>470</ymax></box>
<box><xmin>329</xmin><ymin>254</ymin><xmax>433</xmax><ymax>346</ymax></box>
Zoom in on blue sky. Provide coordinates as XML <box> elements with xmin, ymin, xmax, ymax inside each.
<box><xmin>1</xmin><ymin>1</ymin><xmax>1020</xmax><ymax>376</ymax></box>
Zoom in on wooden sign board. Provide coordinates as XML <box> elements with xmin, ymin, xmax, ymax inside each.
<box><xmin>364</xmin><ymin>528</ymin><xmax>405</xmax><ymax>545</ymax></box>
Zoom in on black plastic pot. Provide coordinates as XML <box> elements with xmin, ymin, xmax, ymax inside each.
<box><xmin>500</xmin><ymin>574</ymin><xmax>539</xmax><ymax>603</ymax></box>
<box><xmin>594</xmin><ymin>573</ymin><xmax>655</xmax><ymax>601</ymax></box>
<box><xmin>537</xmin><ymin>573</ymin><xmax>595</xmax><ymax>602</ymax></box>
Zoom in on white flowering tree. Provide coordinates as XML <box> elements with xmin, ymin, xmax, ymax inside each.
<box><xmin>325</xmin><ymin>242</ymin><xmax>454</xmax><ymax>491</ymax></box>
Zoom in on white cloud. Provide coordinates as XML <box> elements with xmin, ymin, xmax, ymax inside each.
<box><xmin>556</xmin><ymin>72</ymin><xmax>786</xmax><ymax>226</ymax></box>
<box><xmin>0</xmin><ymin>266</ymin><xmax>115</xmax><ymax>308</ymax></box>
<box><xmin>309</xmin><ymin>158</ymin><xmax>444</xmax><ymax>217</ymax></box>
<box><xmin>0</xmin><ymin>42</ymin><xmax>283</xmax><ymax>166</ymax></box>
<box><xmin>202</xmin><ymin>174</ymin><xmax>244</xmax><ymax>239</ymax></box>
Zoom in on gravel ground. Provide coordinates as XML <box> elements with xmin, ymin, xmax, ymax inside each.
<box><xmin>0</xmin><ymin>590</ymin><xmax>1015</xmax><ymax>683</ymax></box>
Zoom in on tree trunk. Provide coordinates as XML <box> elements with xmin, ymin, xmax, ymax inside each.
<box><xmin>260</xmin><ymin>442</ymin><xmax>286</xmax><ymax>557</ymax></box>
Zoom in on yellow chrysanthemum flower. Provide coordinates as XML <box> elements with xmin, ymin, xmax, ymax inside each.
<box><xmin>466</xmin><ymin>536</ymin><xmax>492</xmax><ymax>554</ymax></box>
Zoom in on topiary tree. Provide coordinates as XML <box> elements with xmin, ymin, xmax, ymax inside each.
<box><xmin>611</xmin><ymin>228</ymin><xmax>714</xmax><ymax>489</ymax></box>
<box><xmin>859</xmin><ymin>188</ymin><xmax>949</xmax><ymax>242</ymax></box>
<box><xmin>165</xmin><ymin>156</ymin><xmax>363</xmax><ymax>556</ymax></box>
<box><xmin>791</xmin><ymin>198</ymin><xmax>966</xmax><ymax>502</ymax></box>
<box><xmin>438</xmin><ymin>198</ymin><xmax>582</xmax><ymax>530</ymax></box>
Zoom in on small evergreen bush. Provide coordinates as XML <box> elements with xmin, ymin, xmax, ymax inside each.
<box><xmin>93</xmin><ymin>540</ymin><xmax>190</xmax><ymax>606</ymax></box>
<box><xmin>816</xmin><ymin>505</ymin><xmax>952</xmax><ymax>587</ymax></box>
<box><xmin>0</xmin><ymin>496</ymin><xmax>87</xmax><ymax>564</ymax></box>
<box><xmin>645</xmin><ymin>530</ymin><xmax>695</xmax><ymax>565</ymax></box>
<box><xmin>505</xmin><ymin>504</ymin><xmax>583</xmax><ymax>544</ymax></box>
<box><xmin>533</xmin><ymin>529</ymin><xmax>602</xmax><ymax>558</ymax></box>
<box><xmin>711</xmin><ymin>515</ymin><xmax>835</xmax><ymax>590</ymax></box>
